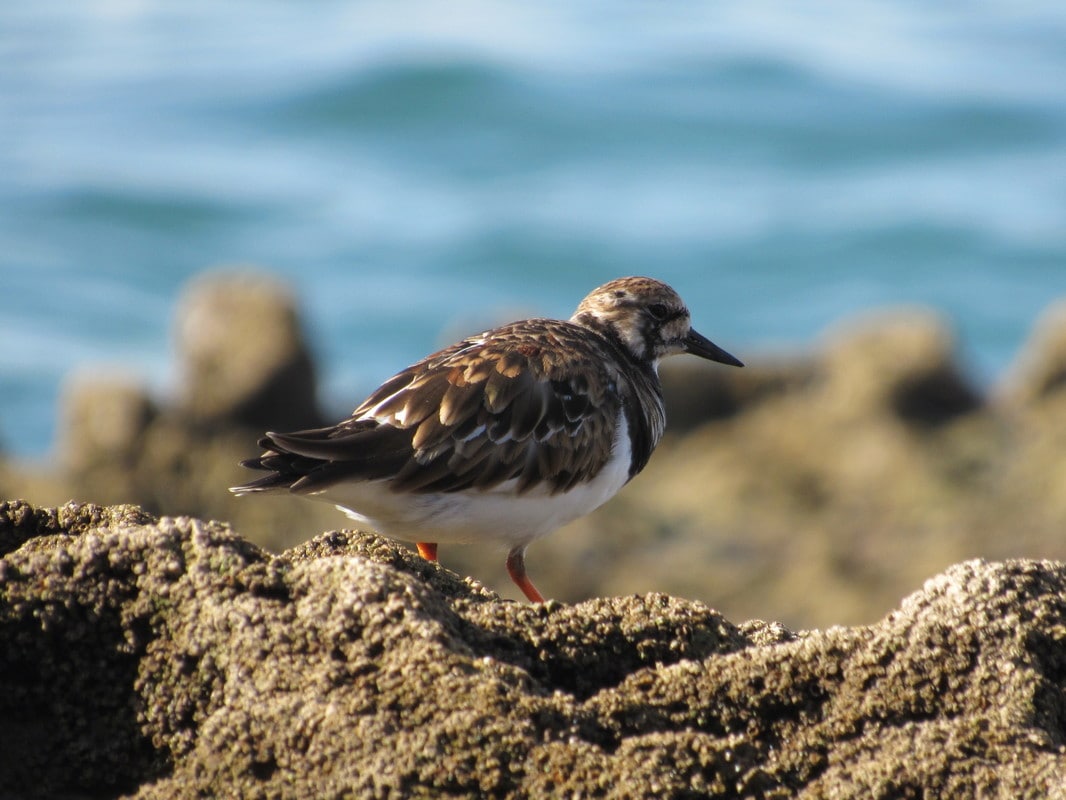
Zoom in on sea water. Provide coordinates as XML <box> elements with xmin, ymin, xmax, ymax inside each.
<box><xmin>1</xmin><ymin>1</ymin><xmax>1064</xmax><ymax>456</ymax></box>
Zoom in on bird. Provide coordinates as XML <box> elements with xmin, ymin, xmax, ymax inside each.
<box><xmin>231</xmin><ymin>276</ymin><xmax>742</xmax><ymax>602</ymax></box>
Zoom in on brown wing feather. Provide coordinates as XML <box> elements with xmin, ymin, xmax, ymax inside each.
<box><xmin>232</xmin><ymin>320</ymin><xmax>625</xmax><ymax>496</ymax></box>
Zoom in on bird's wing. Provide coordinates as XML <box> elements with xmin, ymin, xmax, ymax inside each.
<box><xmin>234</xmin><ymin>321</ymin><xmax>625</xmax><ymax>496</ymax></box>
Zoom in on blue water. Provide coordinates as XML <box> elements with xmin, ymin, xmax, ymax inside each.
<box><xmin>1</xmin><ymin>1</ymin><xmax>1064</xmax><ymax>457</ymax></box>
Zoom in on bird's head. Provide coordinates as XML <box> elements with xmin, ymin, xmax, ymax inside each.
<box><xmin>572</xmin><ymin>276</ymin><xmax>743</xmax><ymax>370</ymax></box>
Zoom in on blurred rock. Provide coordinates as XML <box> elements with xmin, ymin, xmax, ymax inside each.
<box><xmin>59</xmin><ymin>371</ymin><xmax>156</xmax><ymax>472</ymax></box>
<box><xmin>1</xmin><ymin>502</ymin><xmax>1063</xmax><ymax>799</ymax></box>
<box><xmin>999</xmin><ymin>298</ymin><xmax>1066</xmax><ymax>408</ymax></box>
<box><xmin>820</xmin><ymin>308</ymin><xmax>982</xmax><ymax>425</ymax></box>
<box><xmin>174</xmin><ymin>270</ymin><xmax>323</xmax><ymax>431</ymax></box>
<box><xmin>660</xmin><ymin>354</ymin><xmax>817</xmax><ymax>431</ymax></box>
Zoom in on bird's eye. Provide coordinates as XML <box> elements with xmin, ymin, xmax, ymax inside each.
<box><xmin>647</xmin><ymin>303</ymin><xmax>669</xmax><ymax>321</ymax></box>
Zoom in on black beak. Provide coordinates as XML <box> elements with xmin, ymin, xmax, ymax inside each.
<box><xmin>685</xmin><ymin>329</ymin><xmax>744</xmax><ymax>367</ymax></box>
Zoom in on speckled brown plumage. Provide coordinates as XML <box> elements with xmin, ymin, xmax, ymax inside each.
<box><xmin>241</xmin><ymin>319</ymin><xmax>639</xmax><ymax>497</ymax></box>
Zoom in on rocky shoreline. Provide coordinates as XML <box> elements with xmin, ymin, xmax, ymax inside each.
<box><xmin>2</xmin><ymin>499</ymin><xmax>1065</xmax><ymax>798</ymax></box>
<box><xmin>2</xmin><ymin>270</ymin><xmax>1065</xmax><ymax>626</ymax></box>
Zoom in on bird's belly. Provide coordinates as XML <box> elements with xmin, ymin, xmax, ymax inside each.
<box><xmin>318</xmin><ymin>416</ymin><xmax>633</xmax><ymax>550</ymax></box>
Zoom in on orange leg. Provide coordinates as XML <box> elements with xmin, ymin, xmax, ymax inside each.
<box><xmin>506</xmin><ymin>547</ymin><xmax>545</xmax><ymax>603</ymax></box>
<box><xmin>416</xmin><ymin>542</ymin><xmax>438</xmax><ymax>562</ymax></box>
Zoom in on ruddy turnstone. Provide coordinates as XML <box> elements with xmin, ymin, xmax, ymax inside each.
<box><xmin>231</xmin><ymin>276</ymin><xmax>742</xmax><ymax>602</ymax></box>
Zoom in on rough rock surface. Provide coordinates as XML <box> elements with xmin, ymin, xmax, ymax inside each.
<box><xmin>2</xmin><ymin>501</ymin><xmax>1064</xmax><ymax>799</ymax></box>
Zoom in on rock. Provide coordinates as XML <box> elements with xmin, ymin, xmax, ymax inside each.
<box><xmin>659</xmin><ymin>354</ymin><xmax>818</xmax><ymax>432</ymax></box>
<box><xmin>820</xmin><ymin>308</ymin><xmax>982</xmax><ymax>425</ymax></box>
<box><xmin>59</xmin><ymin>370</ymin><xmax>156</xmax><ymax>472</ymax></box>
<box><xmin>1</xmin><ymin>501</ymin><xmax>1064</xmax><ymax>799</ymax></box>
<box><xmin>0</xmin><ymin>499</ymin><xmax>155</xmax><ymax>556</ymax></box>
<box><xmin>999</xmin><ymin>299</ymin><xmax>1066</xmax><ymax>408</ymax></box>
<box><xmin>174</xmin><ymin>270</ymin><xmax>322</xmax><ymax>431</ymax></box>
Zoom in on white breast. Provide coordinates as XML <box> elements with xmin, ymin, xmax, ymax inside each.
<box><xmin>317</xmin><ymin>412</ymin><xmax>633</xmax><ymax>551</ymax></box>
